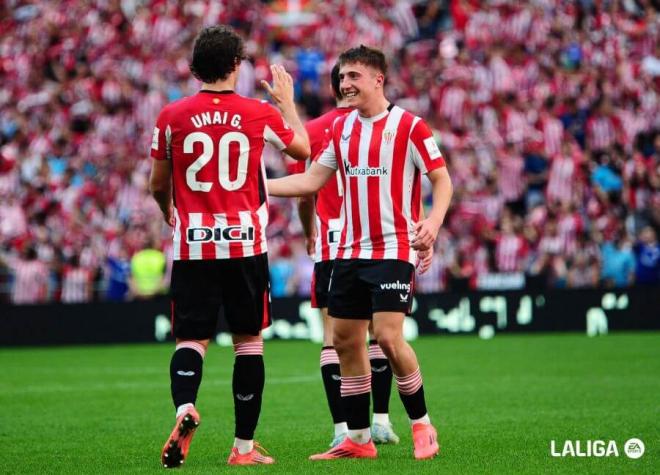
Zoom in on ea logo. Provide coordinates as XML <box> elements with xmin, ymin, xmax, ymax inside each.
<box><xmin>623</xmin><ymin>438</ymin><xmax>645</xmax><ymax>459</ymax></box>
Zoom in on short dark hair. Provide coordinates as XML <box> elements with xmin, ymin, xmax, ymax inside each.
<box><xmin>330</xmin><ymin>63</ymin><xmax>342</xmax><ymax>100</ymax></box>
<box><xmin>190</xmin><ymin>26</ymin><xmax>245</xmax><ymax>83</ymax></box>
<box><xmin>338</xmin><ymin>45</ymin><xmax>387</xmax><ymax>77</ymax></box>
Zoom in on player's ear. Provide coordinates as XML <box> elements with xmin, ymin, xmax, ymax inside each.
<box><xmin>375</xmin><ymin>73</ymin><xmax>385</xmax><ymax>89</ymax></box>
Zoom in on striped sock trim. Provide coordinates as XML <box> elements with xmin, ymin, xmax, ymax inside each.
<box><xmin>368</xmin><ymin>343</ymin><xmax>387</xmax><ymax>360</ymax></box>
<box><xmin>395</xmin><ymin>367</ymin><xmax>423</xmax><ymax>396</ymax></box>
<box><xmin>176</xmin><ymin>341</ymin><xmax>206</xmax><ymax>358</ymax></box>
<box><xmin>340</xmin><ymin>374</ymin><xmax>371</xmax><ymax>397</ymax></box>
<box><xmin>320</xmin><ymin>347</ymin><xmax>340</xmax><ymax>366</ymax></box>
<box><xmin>234</xmin><ymin>341</ymin><xmax>264</xmax><ymax>356</ymax></box>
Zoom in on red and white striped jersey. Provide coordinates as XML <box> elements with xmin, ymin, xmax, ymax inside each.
<box><xmin>317</xmin><ymin>106</ymin><xmax>446</xmax><ymax>265</ymax></box>
<box><xmin>9</xmin><ymin>259</ymin><xmax>49</xmax><ymax>304</ymax></box>
<box><xmin>495</xmin><ymin>234</ymin><xmax>528</xmax><ymax>272</ymax></box>
<box><xmin>151</xmin><ymin>91</ymin><xmax>294</xmax><ymax>260</ymax></box>
<box><xmin>547</xmin><ymin>153</ymin><xmax>582</xmax><ymax>204</ymax></box>
<box><xmin>60</xmin><ymin>266</ymin><xmax>93</xmax><ymax>303</ymax></box>
<box><xmin>539</xmin><ymin>115</ymin><xmax>564</xmax><ymax>157</ymax></box>
<box><xmin>558</xmin><ymin>212</ymin><xmax>583</xmax><ymax>256</ymax></box>
<box><xmin>586</xmin><ymin>116</ymin><xmax>618</xmax><ymax>151</ymax></box>
<box><xmin>294</xmin><ymin>107</ymin><xmax>352</xmax><ymax>262</ymax></box>
<box><xmin>496</xmin><ymin>151</ymin><xmax>525</xmax><ymax>202</ymax></box>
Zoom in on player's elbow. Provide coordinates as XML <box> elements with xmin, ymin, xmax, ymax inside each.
<box><xmin>149</xmin><ymin>179</ymin><xmax>171</xmax><ymax>200</ymax></box>
<box><xmin>445</xmin><ymin>171</ymin><xmax>454</xmax><ymax>198</ymax></box>
<box><xmin>285</xmin><ymin>136</ymin><xmax>311</xmax><ymax>161</ymax></box>
<box><xmin>298</xmin><ymin>195</ymin><xmax>314</xmax><ymax>206</ymax></box>
<box><xmin>437</xmin><ymin>167</ymin><xmax>453</xmax><ymax>196</ymax></box>
<box><xmin>149</xmin><ymin>181</ymin><xmax>167</xmax><ymax>196</ymax></box>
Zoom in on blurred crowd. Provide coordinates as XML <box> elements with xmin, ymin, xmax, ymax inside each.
<box><xmin>0</xmin><ymin>0</ymin><xmax>659</xmax><ymax>304</ymax></box>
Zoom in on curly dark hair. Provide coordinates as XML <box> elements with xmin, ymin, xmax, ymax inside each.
<box><xmin>330</xmin><ymin>63</ymin><xmax>342</xmax><ymax>100</ymax></box>
<box><xmin>338</xmin><ymin>45</ymin><xmax>388</xmax><ymax>76</ymax></box>
<box><xmin>189</xmin><ymin>26</ymin><xmax>245</xmax><ymax>83</ymax></box>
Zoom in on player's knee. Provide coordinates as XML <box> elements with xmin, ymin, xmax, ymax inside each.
<box><xmin>333</xmin><ymin>333</ymin><xmax>361</xmax><ymax>355</ymax></box>
<box><xmin>375</xmin><ymin>337</ymin><xmax>396</xmax><ymax>360</ymax></box>
<box><xmin>372</xmin><ymin>332</ymin><xmax>403</xmax><ymax>359</ymax></box>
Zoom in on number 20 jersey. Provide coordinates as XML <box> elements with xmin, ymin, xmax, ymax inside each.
<box><xmin>151</xmin><ymin>91</ymin><xmax>294</xmax><ymax>260</ymax></box>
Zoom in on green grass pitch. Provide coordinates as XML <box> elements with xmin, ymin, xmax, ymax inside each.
<box><xmin>1</xmin><ymin>333</ymin><xmax>658</xmax><ymax>474</ymax></box>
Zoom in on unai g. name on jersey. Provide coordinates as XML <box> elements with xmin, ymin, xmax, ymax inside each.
<box><xmin>317</xmin><ymin>106</ymin><xmax>445</xmax><ymax>265</ymax></box>
<box><xmin>294</xmin><ymin>107</ymin><xmax>352</xmax><ymax>262</ymax></box>
<box><xmin>151</xmin><ymin>91</ymin><xmax>294</xmax><ymax>260</ymax></box>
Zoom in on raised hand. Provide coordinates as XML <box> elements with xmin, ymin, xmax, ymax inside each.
<box><xmin>260</xmin><ymin>64</ymin><xmax>295</xmax><ymax>110</ymax></box>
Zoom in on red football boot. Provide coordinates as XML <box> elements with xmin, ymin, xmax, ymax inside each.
<box><xmin>309</xmin><ymin>436</ymin><xmax>377</xmax><ymax>460</ymax></box>
<box><xmin>161</xmin><ymin>407</ymin><xmax>201</xmax><ymax>468</ymax></box>
<box><xmin>412</xmin><ymin>422</ymin><xmax>439</xmax><ymax>460</ymax></box>
<box><xmin>227</xmin><ymin>442</ymin><xmax>275</xmax><ymax>465</ymax></box>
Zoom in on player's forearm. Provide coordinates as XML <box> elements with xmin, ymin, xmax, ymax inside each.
<box><xmin>297</xmin><ymin>196</ymin><xmax>316</xmax><ymax>238</ymax></box>
<box><xmin>268</xmin><ymin>175</ymin><xmax>317</xmax><ymax>197</ymax></box>
<box><xmin>270</xmin><ymin>162</ymin><xmax>334</xmax><ymax>197</ymax></box>
<box><xmin>280</xmin><ymin>104</ymin><xmax>309</xmax><ymax>156</ymax></box>
<box><xmin>428</xmin><ymin>169</ymin><xmax>453</xmax><ymax>228</ymax></box>
<box><xmin>150</xmin><ymin>188</ymin><xmax>172</xmax><ymax>216</ymax></box>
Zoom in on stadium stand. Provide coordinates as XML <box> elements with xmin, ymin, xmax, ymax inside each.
<box><xmin>0</xmin><ymin>0</ymin><xmax>658</xmax><ymax>303</ymax></box>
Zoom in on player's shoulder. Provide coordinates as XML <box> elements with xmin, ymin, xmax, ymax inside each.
<box><xmin>233</xmin><ymin>93</ymin><xmax>280</xmax><ymax>116</ymax></box>
<box><xmin>157</xmin><ymin>95</ymin><xmax>190</xmax><ymax>118</ymax></box>
<box><xmin>393</xmin><ymin>105</ymin><xmax>421</xmax><ymax>124</ymax></box>
<box><xmin>328</xmin><ymin>108</ymin><xmax>356</xmax><ymax>133</ymax></box>
<box><xmin>396</xmin><ymin>107</ymin><xmax>430</xmax><ymax>134</ymax></box>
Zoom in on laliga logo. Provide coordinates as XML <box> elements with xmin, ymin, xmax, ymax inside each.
<box><xmin>187</xmin><ymin>226</ymin><xmax>255</xmax><ymax>243</ymax></box>
<box><xmin>550</xmin><ymin>438</ymin><xmax>644</xmax><ymax>459</ymax></box>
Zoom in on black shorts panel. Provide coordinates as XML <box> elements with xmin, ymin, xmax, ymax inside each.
<box><xmin>170</xmin><ymin>254</ymin><xmax>271</xmax><ymax>339</ymax></box>
<box><xmin>311</xmin><ymin>261</ymin><xmax>334</xmax><ymax>309</ymax></box>
<box><xmin>328</xmin><ymin>259</ymin><xmax>414</xmax><ymax>319</ymax></box>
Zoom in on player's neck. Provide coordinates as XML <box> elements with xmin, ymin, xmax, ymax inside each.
<box><xmin>357</xmin><ymin>97</ymin><xmax>390</xmax><ymax>119</ymax></box>
<box><xmin>201</xmin><ymin>77</ymin><xmax>236</xmax><ymax>93</ymax></box>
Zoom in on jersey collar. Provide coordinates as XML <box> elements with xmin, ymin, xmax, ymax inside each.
<box><xmin>356</xmin><ymin>103</ymin><xmax>394</xmax><ymax>124</ymax></box>
<box><xmin>199</xmin><ymin>90</ymin><xmax>235</xmax><ymax>94</ymax></box>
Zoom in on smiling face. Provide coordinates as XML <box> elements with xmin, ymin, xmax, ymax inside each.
<box><xmin>338</xmin><ymin>62</ymin><xmax>385</xmax><ymax>112</ymax></box>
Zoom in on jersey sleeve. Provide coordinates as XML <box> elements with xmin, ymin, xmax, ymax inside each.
<box><xmin>150</xmin><ymin>107</ymin><xmax>172</xmax><ymax>161</ymax></box>
<box><xmin>316</xmin><ymin>136</ymin><xmax>337</xmax><ymax>170</ymax></box>
<box><xmin>292</xmin><ymin>158</ymin><xmax>309</xmax><ymax>174</ymax></box>
<box><xmin>263</xmin><ymin>105</ymin><xmax>295</xmax><ymax>151</ymax></box>
<box><xmin>310</xmin><ymin>121</ymin><xmax>334</xmax><ymax>160</ymax></box>
<box><xmin>409</xmin><ymin>118</ymin><xmax>446</xmax><ymax>174</ymax></box>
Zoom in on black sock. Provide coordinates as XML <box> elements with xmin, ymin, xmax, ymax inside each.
<box><xmin>399</xmin><ymin>386</ymin><xmax>427</xmax><ymax>420</ymax></box>
<box><xmin>341</xmin><ymin>374</ymin><xmax>371</xmax><ymax>430</ymax></box>
<box><xmin>343</xmin><ymin>393</ymin><xmax>371</xmax><ymax>430</ymax></box>
<box><xmin>233</xmin><ymin>355</ymin><xmax>265</xmax><ymax>440</ymax></box>
<box><xmin>368</xmin><ymin>340</ymin><xmax>392</xmax><ymax>415</ymax></box>
<box><xmin>320</xmin><ymin>346</ymin><xmax>345</xmax><ymax>423</ymax></box>
<box><xmin>395</xmin><ymin>368</ymin><xmax>427</xmax><ymax>420</ymax></box>
<box><xmin>170</xmin><ymin>348</ymin><xmax>203</xmax><ymax>409</ymax></box>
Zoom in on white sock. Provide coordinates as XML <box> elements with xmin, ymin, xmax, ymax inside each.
<box><xmin>372</xmin><ymin>413</ymin><xmax>390</xmax><ymax>426</ymax></box>
<box><xmin>410</xmin><ymin>413</ymin><xmax>431</xmax><ymax>425</ymax></box>
<box><xmin>233</xmin><ymin>437</ymin><xmax>253</xmax><ymax>455</ymax></box>
<box><xmin>347</xmin><ymin>428</ymin><xmax>371</xmax><ymax>444</ymax></box>
<box><xmin>175</xmin><ymin>403</ymin><xmax>194</xmax><ymax>418</ymax></box>
<box><xmin>334</xmin><ymin>422</ymin><xmax>348</xmax><ymax>437</ymax></box>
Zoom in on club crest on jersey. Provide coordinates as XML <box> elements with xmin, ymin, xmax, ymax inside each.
<box><xmin>186</xmin><ymin>225</ymin><xmax>255</xmax><ymax>243</ymax></box>
<box><xmin>382</xmin><ymin>129</ymin><xmax>395</xmax><ymax>144</ymax></box>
